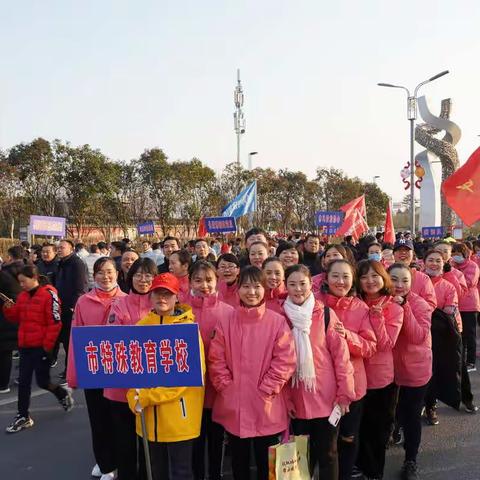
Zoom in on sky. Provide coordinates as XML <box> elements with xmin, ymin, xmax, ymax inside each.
<box><xmin>1</xmin><ymin>0</ymin><xmax>480</xmax><ymax>203</ymax></box>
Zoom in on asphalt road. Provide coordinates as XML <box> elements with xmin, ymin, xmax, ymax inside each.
<box><xmin>2</xmin><ymin>355</ymin><xmax>480</xmax><ymax>479</ymax></box>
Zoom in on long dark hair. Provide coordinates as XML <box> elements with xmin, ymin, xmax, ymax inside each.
<box><xmin>17</xmin><ymin>265</ymin><xmax>49</xmax><ymax>286</ymax></box>
<box><xmin>127</xmin><ymin>258</ymin><xmax>157</xmax><ymax>293</ymax></box>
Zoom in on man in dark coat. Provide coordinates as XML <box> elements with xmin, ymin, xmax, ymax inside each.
<box><xmin>54</xmin><ymin>239</ymin><xmax>88</xmax><ymax>380</ymax></box>
<box><xmin>0</xmin><ymin>246</ymin><xmax>25</xmax><ymax>392</ymax></box>
<box><xmin>36</xmin><ymin>243</ymin><xmax>60</xmax><ymax>286</ymax></box>
<box><xmin>302</xmin><ymin>234</ymin><xmax>323</xmax><ymax>276</ymax></box>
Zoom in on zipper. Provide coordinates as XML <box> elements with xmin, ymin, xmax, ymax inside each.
<box><xmin>154</xmin><ymin>406</ymin><xmax>158</xmax><ymax>442</ymax></box>
<box><xmin>179</xmin><ymin>397</ymin><xmax>187</xmax><ymax>418</ymax></box>
<box><xmin>160</xmin><ymin>316</ymin><xmax>164</xmax><ymax>325</ymax></box>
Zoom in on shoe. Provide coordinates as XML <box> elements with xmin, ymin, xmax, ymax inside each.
<box><xmin>11</xmin><ymin>351</ymin><xmax>19</xmax><ymax>360</ymax></box>
<box><xmin>50</xmin><ymin>360</ymin><xmax>58</xmax><ymax>368</ymax></box>
<box><xmin>0</xmin><ymin>387</ymin><xmax>10</xmax><ymax>394</ymax></box>
<box><xmin>351</xmin><ymin>466</ymin><xmax>364</xmax><ymax>478</ymax></box>
<box><xmin>467</xmin><ymin>363</ymin><xmax>477</xmax><ymax>373</ymax></box>
<box><xmin>391</xmin><ymin>426</ymin><xmax>403</xmax><ymax>445</ymax></box>
<box><xmin>424</xmin><ymin>407</ymin><xmax>439</xmax><ymax>425</ymax></box>
<box><xmin>401</xmin><ymin>460</ymin><xmax>418</xmax><ymax>480</ymax></box>
<box><xmin>464</xmin><ymin>400</ymin><xmax>478</xmax><ymax>413</ymax></box>
<box><xmin>59</xmin><ymin>387</ymin><xmax>74</xmax><ymax>412</ymax></box>
<box><xmin>100</xmin><ymin>471</ymin><xmax>117</xmax><ymax>480</ymax></box>
<box><xmin>91</xmin><ymin>464</ymin><xmax>102</xmax><ymax>477</ymax></box>
<box><xmin>5</xmin><ymin>414</ymin><xmax>34</xmax><ymax>433</ymax></box>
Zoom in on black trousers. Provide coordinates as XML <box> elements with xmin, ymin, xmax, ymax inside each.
<box><xmin>397</xmin><ymin>384</ymin><xmax>428</xmax><ymax>462</ymax></box>
<box><xmin>109</xmin><ymin>399</ymin><xmax>138</xmax><ymax>480</ymax></box>
<box><xmin>52</xmin><ymin>310</ymin><xmax>72</xmax><ymax>368</ymax></box>
<box><xmin>84</xmin><ymin>389</ymin><xmax>117</xmax><ymax>474</ymax></box>
<box><xmin>338</xmin><ymin>398</ymin><xmax>364</xmax><ymax>480</ymax></box>
<box><xmin>192</xmin><ymin>408</ymin><xmax>225</xmax><ymax>480</ymax></box>
<box><xmin>357</xmin><ymin>383</ymin><xmax>397</xmax><ymax>478</ymax></box>
<box><xmin>228</xmin><ymin>431</ymin><xmax>280</xmax><ymax>480</ymax></box>
<box><xmin>138</xmin><ymin>437</ymin><xmax>194</xmax><ymax>480</ymax></box>
<box><xmin>292</xmin><ymin>417</ymin><xmax>338</xmax><ymax>480</ymax></box>
<box><xmin>0</xmin><ymin>349</ymin><xmax>13</xmax><ymax>389</ymax></box>
<box><xmin>17</xmin><ymin>347</ymin><xmax>67</xmax><ymax>417</ymax></box>
<box><xmin>461</xmin><ymin>311</ymin><xmax>477</xmax><ymax>365</ymax></box>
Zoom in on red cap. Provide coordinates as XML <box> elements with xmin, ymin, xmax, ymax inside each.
<box><xmin>149</xmin><ymin>273</ymin><xmax>180</xmax><ymax>295</ymax></box>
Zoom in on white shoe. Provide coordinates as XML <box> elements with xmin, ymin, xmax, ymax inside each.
<box><xmin>91</xmin><ymin>464</ymin><xmax>102</xmax><ymax>477</ymax></box>
<box><xmin>0</xmin><ymin>387</ymin><xmax>10</xmax><ymax>394</ymax></box>
<box><xmin>100</xmin><ymin>472</ymin><xmax>117</xmax><ymax>480</ymax></box>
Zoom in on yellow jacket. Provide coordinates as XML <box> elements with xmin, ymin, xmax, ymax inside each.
<box><xmin>127</xmin><ymin>304</ymin><xmax>205</xmax><ymax>443</ymax></box>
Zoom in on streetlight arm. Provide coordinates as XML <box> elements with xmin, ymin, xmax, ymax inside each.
<box><xmin>377</xmin><ymin>83</ymin><xmax>410</xmax><ymax>96</ymax></box>
<box><xmin>414</xmin><ymin>70</ymin><xmax>449</xmax><ymax>96</ymax></box>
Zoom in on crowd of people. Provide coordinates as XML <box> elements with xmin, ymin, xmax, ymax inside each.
<box><xmin>1</xmin><ymin>227</ymin><xmax>480</xmax><ymax>480</ymax></box>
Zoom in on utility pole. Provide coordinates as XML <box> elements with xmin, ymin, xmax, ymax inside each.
<box><xmin>233</xmin><ymin>69</ymin><xmax>245</xmax><ymax>167</ymax></box>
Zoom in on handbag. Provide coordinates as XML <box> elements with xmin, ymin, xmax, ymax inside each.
<box><xmin>268</xmin><ymin>432</ymin><xmax>310</xmax><ymax>480</ymax></box>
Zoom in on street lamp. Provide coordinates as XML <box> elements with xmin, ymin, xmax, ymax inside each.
<box><xmin>248</xmin><ymin>151</ymin><xmax>258</xmax><ymax>170</ymax></box>
<box><xmin>378</xmin><ymin>70</ymin><xmax>449</xmax><ymax>234</ymax></box>
<box><xmin>373</xmin><ymin>175</ymin><xmax>380</xmax><ymax>184</ymax></box>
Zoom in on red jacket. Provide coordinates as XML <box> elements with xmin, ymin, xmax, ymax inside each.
<box><xmin>3</xmin><ymin>285</ymin><xmax>62</xmax><ymax>352</ymax></box>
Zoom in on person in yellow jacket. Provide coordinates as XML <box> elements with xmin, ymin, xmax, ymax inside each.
<box><xmin>127</xmin><ymin>273</ymin><xmax>205</xmax><ymax>480</ymax></box>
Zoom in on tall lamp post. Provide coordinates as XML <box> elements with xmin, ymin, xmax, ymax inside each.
<box><xmin>248</xmin><ymin>151</ymin><xmax>258</xmax><ymax>170</ymax></box>
<box><xmin>234</xmin><ymin>69</ymin><xmax>246</xmax><ymax>167</ymax></box>
<box><xmin>377</xmin><ymin>70</ymin><xmax>449</xmax><ymax>234</ymax></box>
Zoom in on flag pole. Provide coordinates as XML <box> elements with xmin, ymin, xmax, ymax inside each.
<box><xmin>137</xmin><ymin>388</ymin><xmax>153</xmax><ymax>480</ymax></box>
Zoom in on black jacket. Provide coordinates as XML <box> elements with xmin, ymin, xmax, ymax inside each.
<box><xmin>56</xmin><ymin>253</ymin><xmax>88</xmax><ymax>315</ymax></box>
<box><xmin>302</xmin><ymin>251</ymin><xmax>322</xmax><ymax>276</ymax></box>
<box><xmin>37</xmin><ymin>257</ymin><xmax>60</xmax><ymax>286</ymax></box>
<box><xmin>0</xmin><ymin>261</ymin><xmax>24</xmax><ymax>351</ymax></box>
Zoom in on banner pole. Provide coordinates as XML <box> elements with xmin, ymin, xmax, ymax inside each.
<box><xmin>140</xmin><ymin>409</ymin><xmax>154</xmax><ymax>480</ymax></box>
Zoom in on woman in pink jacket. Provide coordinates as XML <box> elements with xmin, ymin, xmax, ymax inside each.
<box><xmin>319</xmin><ymin>259</ymin><xmax>376</xmax><ymax>480</ymax></box>
<box><xmin>451</xmin><ymin>242</ymin><xmax>480</xmax><ymax>371</ymax></box>
<box><xmin>216</xmin><ymin>253</ymin><xmax>240</xmax><ymax>307</ymax></box>
<box><xmin>355</xmin><ymin>259</ymin><xmax>403</xmax><ymax>480</ymax></box>
<box><xmin>208</xmin><ymin>266</ymin><xmax>296</xmax><ymax>480</ymax></box>
<box><xmin>284</xmin><ymin>264</ymin><xmax>355</xmax><ymax>480</ymax></box>
<box><xmin>168</xmin><ymin>249</ymin><xmax>192</xmax><ymax>303</ymax></box>
<box><xmin>388</xmin><ymin>263</ymin><xmax>433</xmax><ymax>480</ymax></box>
<box><xmin>67</xmin><ymin>257</ymin><xmax>127</xmax><ymax>480</ymax></box>
<box><xmin>263</xmin><ymin>257</ymin><xmax>287</xmax><ymax>314</ymax></box>
<box><xmin>184</xmin><ymin>260</ymin><xmax>234</xmax><ymax>480</ymax></box>
<box><xmin>104</xmin><ymin>257</ymin><xmax>157</xmax><ymax>480</ymax></box>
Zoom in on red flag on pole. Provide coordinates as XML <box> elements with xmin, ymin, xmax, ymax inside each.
<box><xmin>442</xmin><ymin>147</ymin><xmax>480</xmax><ymax>226</ymax></box>
<box><xmin>197</xmin><ymin>216</ymin><xmax>207</xmax><ymax>237</ymax></box>
<box><xmin>340</xmin><ymin>195</ymin><xmax>366</xmax><ymax>218</ymax></box>
<box><xmin>383</xmin><ymin>201</ymin><xmax>395</xmax><ymax>244</ymax></box>
<box><xmin>336</xmin><ymin>208</ymin><xmax>368</xmax><ymax>240</ymax></box>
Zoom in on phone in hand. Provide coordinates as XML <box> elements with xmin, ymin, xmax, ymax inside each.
<box><xmin>328</xmin><ymin>404</ymin><xmax>342</xmax><ymax>427</ymax></box>
<box><xmin>0</xmin><ymin>292</ymin><xmax>14</xmax><ymax>304</ymax></box>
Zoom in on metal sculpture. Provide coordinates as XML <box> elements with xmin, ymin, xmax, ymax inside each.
<box><xmin>415</xmin><ymin>96</ymin><xmax>461</xmax><ymax>228</ymax></box>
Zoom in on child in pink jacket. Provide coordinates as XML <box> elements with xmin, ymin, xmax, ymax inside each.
<box><xmin>389</xmin><ymin>263</ymin><xmax>434</xmax><ymax>480</ymax></box>
<box><xmin>356</xmin><ymin>259</ymin><xmax>403</xmax><ymax>480</ymax></box>
<box><xmin>283</xmin><ymin>264</ymin><xmax>354</xmax><ymax>480</ymax></box>
<box><xmin>319</xmin><ymin>259</ymin><xmax>376</xmax><ymax>480</ymax></box>
<box><xmin>184</xmin><ymin>260</ymin><xmax>234</xmax><ymax>480</ymax></box>
<box><xmin>208</xmin><ymin>266</ymin><xmax>296</xmax><ymax>480</ymax></box>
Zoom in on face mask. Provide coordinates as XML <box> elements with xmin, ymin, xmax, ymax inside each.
<box><xmin>452</xmin><ymin>255</ymin><xmax>465</xmax><ymax>264</ymax></box>
<box><xmin>368</xmin><ymin>253</ymin><xmax>382</xmax><ymax>262</ymax></box>
<box><xmin>425</xmin><ymin>268</ymin><xmax>442</xmax><ymax>277</ymax></box>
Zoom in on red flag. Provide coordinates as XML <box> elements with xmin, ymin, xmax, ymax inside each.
<box><xmin>336</xmin><ymin>208</ymin><xmax>368</xmax><ymax>240</ymax></box>
<box><xmin>340</xmin><ymin>195</ymin><xmax>366</xmax><ymax>218</ymax></box>
<box><xmin>442</xmin><ymin>147</ymin><xmax>480</xmax><ymax>226</ymax></box>
<box><xmin>197</xmin><ymin>216</ymin><xmax>207</xmax><ymax>237</ymax></box>
<box><xmin>383</xmin><ymin>201</ymin><xmax>395</xmax><ymax>244</ymax></box>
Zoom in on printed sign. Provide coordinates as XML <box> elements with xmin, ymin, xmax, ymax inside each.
<box><xmin>29</xmin><ymin>215</ymin><xmax>66</xmax><ymax>237</ymax></box>
<box><xmin>72</xmin><ymin>324</ymin><xmax>203</xmax><ymax>389</ymax></box>
<box><xmin>422</xmin><ymin>226</ymin><xmax>444</xmax><ymax>239</ymax></box>
<box><xmin>205</xmin><ymin>216</ymin><xmax>237</xmax><ymax>233</ymax></box>
<box><xmin>137</xmin><ymin>221</ymin><xmax>156</xmax><ymax>235</ymax></box>
<box><xmin>315</xmin><ymin>210</ymin><xmax>344</xmax><ymax>235</ymax></box>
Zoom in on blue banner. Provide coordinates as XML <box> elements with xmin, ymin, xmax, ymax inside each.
<box><xmin>221</xmin><ymin>181</ymin><xmax>257</xmax><ymax>218</ymax></box>
<box><xmin>72</xmin><ymin>324</ymin><xmax>203</xmax><ymax>389</ymax></box>
<box><xmin>315</xmin><ymin>210</ymin><xmax>344</xmax><ymax>235</ymax></box>
<box><xmin>205</xmin><ymin>216</ymin><xmax>237</xmax><ymax>233</ymax></box>
<box><xmin>422</xmin><ymin>226</ymin><xmax>444</xmax><ymax>239</ymax></box>
<box><xmin>137</xmin><ymin>221</ymin><xmax>155</xmax><ymax>235</ymax></box>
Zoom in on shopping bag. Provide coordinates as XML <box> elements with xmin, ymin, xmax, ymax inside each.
<box><xmin>268</xmin><ymin>434</ymin><xmax>310</xmax><ymax>480</ymax></box>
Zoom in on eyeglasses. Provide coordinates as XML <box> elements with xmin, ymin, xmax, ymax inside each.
<box><xmin>133</xmin><ymin>273</ymin><xmax>154</xmax><ymax>281</ymax></box>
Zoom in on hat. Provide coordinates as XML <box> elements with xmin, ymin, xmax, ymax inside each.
<box><xmin>393</xmin><ymin>239</ymin><xmax>414</xmax><ymax>251</ymax></box>
<box><xmin>149</xmin><ymin>273</ymin><xmax>180</xmax><ymax>294</ymax></box>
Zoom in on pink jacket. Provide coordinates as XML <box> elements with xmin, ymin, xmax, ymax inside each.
<box><xmin>67</xmin><ymin>288</ymin><xmax>127</xmax><ymax>388</ymax></box>
<box><xmin>363</xmin><ymin>296</ymin><xmax>404</xmax><ymax>389</ymax></box>
<box><xmin>443</xmin><ymin>267</ymin><xmax>468</xmax><ymax>300</ymax></box>
<box><xmin>177</xmin><ymin>275</ymin><xmax>190</xmax><ymax>304</ymax></box>
<box><xmin>411</xmin><ymin>270</ymin><xmax>437</xmax><ymax>310</ymax></box>
<box><xmin>430</xmin><ymin>275</ymin><xmax>461</xmax><ymax>331</ymax></box>
<box><xmin>312</xmin><ymin>272</ymin><xmax>326</xmax><ymax>294</ymax></box>
<box><xmin>217</xmin><ymin>280</ymin><xmax>239</xmax><ymax>307</ymax></box>
<box><xmin>184</xmin><ymin>292</ymin><xmax>234</xmax><ymax>409</ymax></box>
<box><xmin>393</xmin><ymin>292</ymin><xmax>433</xmax><ymax>387</ymax></box>
<box><xmin>265</xmin><ymin>285</ymin><xmax>287</xmax><ymax>315</ymax></box>
<box><xmin>104</xmin><ymin>292</ymin><xmax>152</xmax><ymax>402</ymax></box>
<box><xmin>209</xmin><ymin>303</ymin><xmax>296</xmax><ymax>438</ymax></box>
<box><xmin>321</xmin><ymin>292</ymin><xmax>377</xmax><ymax>400</ymax></box>
<box><xmin>285</xmin><ymin>300</ymin><xmax>355</xmax><ymax>419</ymax></box>
<box><xmin>451</xmin><ymin>259</ymin><xmax>480</xmax><ymax>312</ymax></box>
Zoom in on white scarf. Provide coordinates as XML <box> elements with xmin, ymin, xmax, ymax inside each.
<box><xmin>284</xmin><ymin>293</ymin><xmax>316</xmax><ymax>392</ymax></box>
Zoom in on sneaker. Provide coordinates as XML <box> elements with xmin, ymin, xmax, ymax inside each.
<box><xmin>391</xmin><ymin>426</ymin><xmax>403</xmax><ymax>446</ymax></box>
<box><xmin>100</xmin><ymin>472</ymin><xmax>117</xmax><ymax>480</ymax></box>
<box><xmin>401</xmin><ymin>460</ymin><xmax>418</xmax><ymax>480</ymax></box>
<box><xmin>59</xmin><ymin>387</ymin><xmax>74</xmax><ymax>412</ymax></box>
<box><xmin>5</xmin><ymin>415</ymin><xmax>34</xmax><ymax>433</ymax></box>
<box><xmin>50</xmin><ymin>360</ymin><xmax>58</xmax><ymax>368</ymax></box>
<box><xmin>467</xmin><ymin>363</ymin><xmax>477</xmax><ymax>373</ymax></box>
<box><xmin>424</xmin><ymin>407</ymin><xmax>439</xmax><ymax>425</ymax></box>
<box><xmin>464</xmin><ymin>400</ymin><xmax>478</xmax><ymax>413</ymax></box>
<box><xmin>0</xmin><ymin>387</ymin><xmax>10</xmax><ymax>394</ymax></box>
<box><xmin>91</xmin><ymin>464</ymin><xmax>102</xmax><ymax>477</ymax></box>
<box><xmin>11</xmin><ymin>351</ymin><xmax>19</xmax><ymax>360</ymax></box>
<box><xmin>351</xmin><ymin>466</ymin><xmax>364</xmax><ymax>478</ymax></box>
